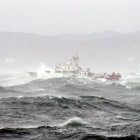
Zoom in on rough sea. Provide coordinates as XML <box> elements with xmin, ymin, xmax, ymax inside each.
<box><xmin>0</xmin><ymin>71</ymin><xmax>140</xmax><ymax>140</ymax></box>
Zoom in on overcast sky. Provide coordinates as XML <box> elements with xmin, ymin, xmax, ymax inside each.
<box><xmin>0</xmin><ymin>0</ymin><xmax>140</xmax><ymax>35</ymax></box>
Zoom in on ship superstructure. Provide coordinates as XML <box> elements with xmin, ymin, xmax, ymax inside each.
<box><xmin>52</xmin><ymin>54</ymin><xmax>84</xmax><ymax>75</ymax></box>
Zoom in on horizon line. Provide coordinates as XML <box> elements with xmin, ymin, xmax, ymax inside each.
<box><xmin>0</xmin><ymin>30</ymin><xmax>140</xmax><ymax>37</ymax></box>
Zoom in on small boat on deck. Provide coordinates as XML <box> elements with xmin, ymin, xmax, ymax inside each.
<box><xmin>105</xmin><ymin>72</ymin><xmax>121</xmax><ymax>81</ymax></box>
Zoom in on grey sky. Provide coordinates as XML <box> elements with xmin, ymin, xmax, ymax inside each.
<box><xmin>0</xmin><ymin>0</ymin><xmax>140</xmax><ymax>35</ymax></box>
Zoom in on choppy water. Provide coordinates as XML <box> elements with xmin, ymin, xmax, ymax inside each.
<box><xmin>0</xmin><ymin>72</ymin><xmax>140</xmax><ymax>140</ymax></box>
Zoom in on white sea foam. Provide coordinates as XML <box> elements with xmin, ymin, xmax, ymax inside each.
<box><xmin>17</xmin><ymin>96</ymin><xmax>24</xmax><ymax>99</ymax></box>
<box><xmin>0</xmin><ymin>72</ymin><xmax>34</xmax><ymax>87</ymax></box>
<box><xmin>0</xmin><ymin>63</ymin><xmax>140</xmax><ymax>88</ymax></box>
<box><xmin>56</xmin><ymin>117</ymin><xmax>87</xmax><ymax>127</ymax></box>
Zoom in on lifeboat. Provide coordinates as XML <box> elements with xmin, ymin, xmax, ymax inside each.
<box><xmin>106</xmin><ymin>72</ymin><xmax>121</xmax><ymax>81</ymax></box>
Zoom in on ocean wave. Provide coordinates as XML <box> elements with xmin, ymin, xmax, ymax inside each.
<box><xmin>1</xmin><ymin>74</ymin><xmax>139</xmax><ymax>94</ymax></box>
<box><xmin>131</xmin><ymin>86</ymin><xmax>140</xmax><ymax>91</ymax></box>
<box><xmin>1</xmin><ymin>95</ymin><xmax>139</xmax><ymax>114</ymax></box>
<box><xmin>0</xmin><ymin>71</ymin><xmax>138</xmax><ymax>86</ymax></box>
<box><xmin>2</xmin><ymin>77</ymin><xmax>127</xmax><ymax>94</ymax></box>
<box><xmin>80</xmin><ymin>134</ymin><xmax>140</xmax><ymax>140</ymax></box>
<box><xmin>0</xmin><ymin>76</ymin><xmax>139</xmax><ymax>106</ymax></box>
<box><xmin>57</xmin><ymin>117</ymin><xmax>87</xmax><ymax>127</ymax></box>
<box><xmin>0</xmin><ymin>86</ymin><xmax>5</xmax><ymax>91</ymax></box>
<box><xmin>0</xmin><ymin>126</ymin><xmax>139</xmax><ymax>140</ymax></box>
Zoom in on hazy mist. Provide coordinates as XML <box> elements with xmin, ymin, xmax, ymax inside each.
<box><xmin>0</xmin><ymin>0</ymin><xmax>140</xmax><ymax>73</ymax></box>
<box><xmin>0</xmin><ymin>0</ymin><xmax>140</xmax><ymax>35</ymax></box>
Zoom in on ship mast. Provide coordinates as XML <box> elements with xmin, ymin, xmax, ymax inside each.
<box><xmin>71</xmin><ymin>53</ymin><xmax>79</xmax><ymax>72</ymax></box>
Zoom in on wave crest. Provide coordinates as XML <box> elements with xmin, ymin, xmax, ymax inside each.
<box><xmin>58</xmin><ymin>117</ymin><xmax>87</xmax><ymax>127</ymax></box>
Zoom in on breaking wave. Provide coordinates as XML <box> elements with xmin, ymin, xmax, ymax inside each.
<box><xmin>57</xmin><ymin>117</ymin><xmax>87</xmax><ymax>127</ymax></box>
